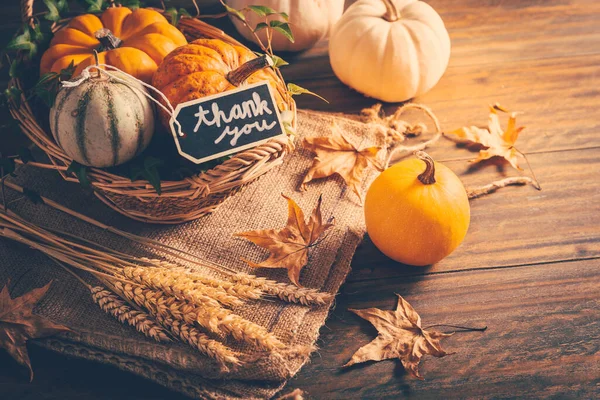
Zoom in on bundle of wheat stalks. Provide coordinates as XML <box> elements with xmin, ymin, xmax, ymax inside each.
<box><xmin>0</xmin><ymin>196</ymin><xmax>333</xmax><ymax>372</ymax></box>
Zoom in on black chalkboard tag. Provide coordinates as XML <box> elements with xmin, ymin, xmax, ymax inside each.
<box><xmin>169</xmin><ymin>81</ymin><xmax>286</xmax><ymax>165</ymax></box>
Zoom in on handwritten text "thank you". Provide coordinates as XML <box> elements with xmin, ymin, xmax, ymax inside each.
<box><xmin>193</xmin><ymin>91</ymin><xmax>277</xmax><ymax>146</ymax></box>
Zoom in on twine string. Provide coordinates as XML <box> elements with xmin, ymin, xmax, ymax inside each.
<box><xmin>61</xmin><ymin>64</ymin><xmax>185</xmax><ymax>137</ymax></box>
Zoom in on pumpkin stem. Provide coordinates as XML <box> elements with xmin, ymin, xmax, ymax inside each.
<box><xmin>382</xmin><ymin>0</ymin><xmax>401</xmax><ymax>22</ymax></box>
<box><xmin>92</xmin><ymin>50</ymin><xmax>101</xmax><ymax>79</ymax></box>
<box><xmin>95</xmin><ymin>28</ymin><xmax>122</xmax><ymax>51</ymax></box>
<box><xmin>226</xmin><ymin>55</ymin><xmax>273</xmax><ymax>87</ymax></box>
<box><xmin>415</xmin><ymin>151</ymin><xmax>436</xmax><ymax>185</ymax></box>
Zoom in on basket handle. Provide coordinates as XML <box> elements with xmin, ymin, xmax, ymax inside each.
<box><xmin>21</xmin><ymin>0</ymin><xmax>34</xmax><ymax>26</ymax></box>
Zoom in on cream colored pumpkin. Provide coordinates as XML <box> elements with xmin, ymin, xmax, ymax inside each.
<box><xmin>228</xmin><ymin>0</ymin><xmax>345</xmax><ymax>52</ymax></box>
<box><xmin>329</xmin><ymin>0</ymin><xmax>451</xmax><ymax>102</ymax></box>
<box><xmin>50</xmin><ymin>72</ymin><xmax>155</xmax><ymax>168</ymax></box>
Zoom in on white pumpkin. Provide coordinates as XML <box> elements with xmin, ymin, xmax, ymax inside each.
<box><xmin>50</xmin><ymin>72</ymin><xmax>155</xmax><ymax>168</ymax></box>
<box><xmin>329</xmin><ymin>0</ymin><xmax>451</xmax><ymax>102</ymax></box>
<box><xmin>228</xmin><ymin>0</ymin><xmax>345</xmax><ymax>52</ymax></box>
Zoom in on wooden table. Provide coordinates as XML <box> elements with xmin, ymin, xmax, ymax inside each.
<box><xmin>1</xmin><ymin>0</ymin><xmax>599</xmax><ymax>398</ymax></box>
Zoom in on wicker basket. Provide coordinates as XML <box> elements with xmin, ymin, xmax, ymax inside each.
<box><xmin>9</xmin><ymin>0</ymin><xmax>296</xmax><ymax>224</ymax></box>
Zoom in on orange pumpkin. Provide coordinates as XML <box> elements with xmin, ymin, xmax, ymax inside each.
<box><xmin>364</xmin><ymin>151</ymin><xmax>470</xmax><ymax>266</ymax></box>
<box><xmin>152</xmin><ymin>38</ymin><xmax>286</xmax><ymax>125</ymax></box>
<box><xmin>40</xmin><ymin>7</ymin><xmax>187</xmax><ymax>83</ymax></box>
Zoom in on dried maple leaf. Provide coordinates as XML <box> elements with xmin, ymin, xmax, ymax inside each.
<box><xmin>0</xmin><ymin>281</ymin><xmax>71</xmax><ymax>381</ymax></box>
<box><xmin>235</xmin><ymin>194</ymin><xmax>334</xmax><ymax>286</ymax></box>
<box><xmin>344</xmin><ymin>295</ymin><xmax>453</xmax><ymax>379</ymax></box>
<box><xmin>300</xmin><ymin>124</ymin><xmax>384</xmax><ymax>200</ymax></box>
<box><xmin>446</xmin><ymin>104</ymin><xmax>524</xmax><ymax>170</ymax></box>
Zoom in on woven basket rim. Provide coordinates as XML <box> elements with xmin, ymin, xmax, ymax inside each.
<box><xmin>11</xmin><ymin>0</ymin><xmax>297</xmax><ymax>201</ymax></box>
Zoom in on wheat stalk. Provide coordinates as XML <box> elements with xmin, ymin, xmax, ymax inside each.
<box><xmin>122</xmin><ymin>266</ymin><xmax>241</xmax><ymax>308</ymax></box>
<box><xmin>232</xmin><ymin>272</ymin><xmax>334</xmax><ymax>306</ymax></box>
<box><xmin>90</xmin><ymin>286</ymin><xmax>170</xmax><ymax>343</ymax></box>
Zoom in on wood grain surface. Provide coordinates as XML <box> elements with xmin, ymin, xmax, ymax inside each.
<box><xmin>1</xmin><ymin>0</ymin><xmax>599</xmax><ymax>399</ymax></box>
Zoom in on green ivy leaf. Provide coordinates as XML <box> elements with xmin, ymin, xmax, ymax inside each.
<box><xmin>247</xmin><ymin>5</ymin><xmax>278</xmax><ymax>17</ymax></box>
<box><xmin>43</xmin><ymin>0</ymin><xmax>69</xmax><ymax>22</ymax></box>
<box><xmin>269</xmin><ymin>21</ymin><xmax>294</xmax><ymax>43</ymax></box>
<box><xmin>66</xmin><ymin>161</ymin><xmax>90</xmax><ymax>188</ymax></box>
<box><xmin>130</xmin><ymin>156</ymin><xmax>163</xmax><ymax>195</ymax></box>
<box><xmin>84</xmin><ymin>0</ymin><xmax>105</xmax><ymax>12</ymax></box>
<box><xmin>119</xmin><ymin>0</ymin><xmax>142</xmax><ymax>9</ymax></box>
<box><xmin>279</xmin><ymin>12</ymin><xmax>289</xmax><ymax>21</ymax></box>
<box><xmin>32</xmin><ymin>61</ymin><xmax>74</xmax><ymax>108</ymax></box>
<box><xmin>287</xmin><ymin>83</ymin><xmax>329</xmax><ymax>103</ymax></box>
<box><xmin>9</xmin><ymin>59</ymin><xmax>21</xmax><ymax>78</ymax></box>
<box><xmin>59</xmin><ymin>59</ymin><xmax>76</xmax><ymax>80</ymax></box>
<box><xmin>17</xmin><ymin>147</ymin><xmax>35</xmax><ymax>164</ymax></box>
<box><xmin>3</xmin><ymin>86</ymin><xmax>23</xmax><ymax>108</ymax></box>
<box><xmin>223</xmin><ymin>4</ymin><xmax>246</xmax><ymax>22</ymax></box>
<box><xmin>6</xmin><ymin>26</ymin><xmax>37</xmax><ymax>59</ymax></box>
<box><xmin>268</xmin><ymin>54</ymin><xmax>288</xmax><ymax>68</ymax></box>
<box><xmin>254</xmin><ymin>22</ymin><xmax>268</xmax><ymax>33</ymax></box>
<box><xmin>23</xmin><ymin>187</ymin><xmax>44</xmax><ymax>205</ymax></box>
<box><xmin>166</xmin><ymin>7</ymin><xmax>190</xmax><ymax>26</ymax></box>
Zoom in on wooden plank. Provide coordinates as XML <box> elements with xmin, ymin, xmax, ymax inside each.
<box><xmin>283</xmin><ymin>52</ymin><xmax>600</xmax><ymax>153</ymax></box>
<box><xmin>291</xmin><ymin>259</ymin><xmax>600</xmax><ymax>398</ymax></box>
<box><xmin>346</xmin><ymin>147</ymin><xmax>600</xmax><ymax>281</ymax></box>
<box><xmin>285</xmin><ymin>0</ymin><xmax>600</xmax><ymax>80</ymax></box>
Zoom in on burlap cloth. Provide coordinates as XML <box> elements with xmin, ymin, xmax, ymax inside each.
<box><xmin>0</xmin><ymin>110</ymin><xmax>385</xmax><ymax>399</ymax></box>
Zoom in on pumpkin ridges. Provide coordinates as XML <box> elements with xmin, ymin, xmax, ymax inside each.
<box><xmin>74</xmin><ymin>84</ymin><xmax>96</xmax><ymax>165</ymax></box>
<box><xmin>50</xmin><ymin>28</ymin><xmax>100</xmax><ymax>48</ymax></box>
<box><xmin>124</xmin><ymin>34</ymin><xmax>179</xmax><ymax>66</ymax></box>
<box><xmin>104</xmin><ymin>48</ymin><xmax>157</xmax><ymax>84</ymax></box>
<box><xmin>153</xmin><ymin>54</ymin><xmax>230</xmax><ymax>90</ymax></box>
<box><xmin>100</xmin><ymin>7</ymin><xmax>132</xmax><ymax>38</ymax></box>
<box><xmin>133</xmin><ymin>22</ymin><xmax>187</xmax><ymax>48</ymax></box>
<box><xmin>68</xmin><ymin>14</ymin><xmax>104</xmax><ymax>37</ymax></box>
<box><xmin>51</xmin><ymin>72</ymin><xmax>155</xmax><ymax>168</ymax></box>
<box><xmin>103</xmin><ymin>85</ymin><xmax>121</xmax><ymax>166</ymax></box>
<box><xmin>121</xmin><ymin>8</ymin><xmax>167</xmax><ymax>41</ymax></box>
<box><xmin>40</xmin><ymin>7</ymin><xmax>187</xmax><ymax>82</ymax></box>
<box><xmin>111</xmin><ymin>80</ymin><xmax>148</xmax><ymax>158</ymax></box>
<box><xmin>40</xmin><ymin>44</ymin><xmax>91</xmax><ymax>74</ymax></box>
<box><xmin>52</xmin><ymin>86</ymin><xmax>76</xmax><ymax>149</ymax></box>
<box><xmin>189</xmin><ymin>39</ymin><xmax>241</xmax><ymax>67</ymax></box>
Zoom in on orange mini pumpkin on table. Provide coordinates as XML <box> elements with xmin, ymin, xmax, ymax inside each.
<box><xmin>40</xmin><ymin>7</ymin><xmax>187</xmax><ymax>83</ymax></box>
<box><xmin>364</xmin><ymin>151</ymin><xmax>470</xmax><ymax>266</ymax></box>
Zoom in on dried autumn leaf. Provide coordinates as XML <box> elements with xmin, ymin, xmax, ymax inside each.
<box><xmin>446</xmin><ymin>104</ymin><xmax>524</xmax><ymax>170</ymax></box>
<box><xmin>345</xmin><ymin>295</ymin><xmax>453</xmax><ymax>379</ymax></box>
<box><xmin>235</xmin><ymin>194</ymin><xmax>334</xmax><ymax>286</ymax></box>
<box><xmin>0</xmin><ymin>281</ymin><xmax>71</xmax><ymax>381</ymax></box>
<box><xmin>301</xmin><ymin>124</ymin><xmax>384</xmax><ymax>200</ymax></box>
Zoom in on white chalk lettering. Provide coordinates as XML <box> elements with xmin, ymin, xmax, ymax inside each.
<box><xmin>215</xmin><ymin>119</ymin><xmax>277</xmax><ymax>146</ymax></box>
<box><xmin>192</xmin><ymin>91</ymin><xmax>273</xmax><ymax>138</ymax></box>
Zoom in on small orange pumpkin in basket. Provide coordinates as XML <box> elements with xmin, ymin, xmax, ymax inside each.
<box><xmin>152</xmin><ymin>38</ymin><xmax>287</xmax><ymax>126</ymax></box>
<box><xmin>40</xmin><ymin>7</ymin><xmax>187</xmax><ymax>83</ymax></box>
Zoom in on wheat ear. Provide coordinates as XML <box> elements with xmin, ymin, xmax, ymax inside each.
<box><xmin>116</xmin><ymin>281</ymin><xmax>284</xmax><ymax>351</ymax></box>
<box><xmin>232</xmin><ymin>273</ymin><xmax>334</xmax><ymax>306</ymax></box>
<box><xmin>196</xmin><ymin>304</ymin><xmax>286</xmax><ymax>351</ymax></box>
<box><xmin>156</xmin><ymin>314</ymin><xmax>241</xmax><ymax>370</ymax></box>
<box><xmin>166</xmin><ymin>268</ymin><xmax>264</xmax><ymax>300</ymax></box>
<box><xmin>122</xmin><ymin>266</ymin><xmax>242</xmax><ymax>307</ymax></box>
<box><xmin>113</xmin><ymin>282</ymin><xmax>240</xmax><ymax>368</ymax></box>
<box><xmin>90</xmin><ymin>286</ymin><xmax>170</xmax><ymax>342</ymax></box>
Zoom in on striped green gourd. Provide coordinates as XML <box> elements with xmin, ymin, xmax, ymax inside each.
<box><xmin>50</xmin><ymin>71</ymin><xmax>155</xmax><ymax>168</ymax></box>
